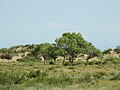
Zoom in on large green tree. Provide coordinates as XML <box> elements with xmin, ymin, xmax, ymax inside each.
<box><xmin>55</xmin><ymin>32</ymin><xmax>101</xmax><ymax>65</ymax></box>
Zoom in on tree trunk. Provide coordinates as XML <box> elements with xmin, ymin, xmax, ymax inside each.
<box><xmin>71</xmin><ymin>57</ymin><xmax>74</xmax><ymax>65</ymax></box>
<box><xmin>69</xmin><ymin>57</ymin><xmax>73</xmax><ymax>66</ymax></box>
<box><xmin>86</xmin><ymin>59</ymin><xmax>89</xmax><ymax>65</ymax></box>
<box><xmin>53</xmin><ymin>58</ymin><xmax>56</xmax><ymax>64</ymax></box>
<box><xmin>44</xmin><ymin>59</ymin><xmax>46</xmax><ymax>65</ymax></box>
<box><xmin>62</xmin><ymin>55</ymin><xmax>66</xmax><ymax>65</ymax></box>
<box><xmin>43</xmin><ymin>56</ymin><xmax>46</xmax><ymax>65</ymax></box>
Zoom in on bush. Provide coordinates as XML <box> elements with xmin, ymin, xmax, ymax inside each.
<box><xmin>0</xmin><ymin>72</ymin><xmax>26</xmax><ymax>85</ymax></box>
<box><xmin>114</xmin><ymin>48</ymin><xmax>120</xmax><ymax>54</ymax></box>
<box><xmin>49</xmin><ymin>61</ymin><xmax>55</xmax><ymax>65</ymax></box>
<box><xmin>93</xmin><ymin>72</ymin><xmax>107</xmax><ymax>79</ymax></box>
<box><xmin>64</xmin><ymin>62</ymin><xmax>72</xmax><ymax>66</ymax></box>
<box><xmin>68</xmin><ymin>67</ymin><xmax>74</xmax><ymax>69</ymax></box>
<box><xmin>48</xmin><ymin>67</ymin><xmax>55</xmax><ymax>70</ymax></box>
<box><xmin>17</xmin><ymin>57</ymin><xmax>40</xmax><ymax>62</ymax></box>
<box><xmin>110</xmin><ymin>72</ymin><xmax>120</xmax><ymax>80</ymax></box>
<box><xmin>27</xmin><ymin>70</ymin><xmax>48</xmax><ymax>78</ymax></box>
<box><xmin>104</xmin><ymin>57</ymin><xmax>120</xmax><ymax>65</ymax></box>
<box><xmin>45</xmin><ymin>75</ymin><xmax>73</xmax><ymax>87</ymax></box>
<box><xmin>1</xmin><ymin>54</ymin><xmax>12</xmax><ymax>60</ymax></box>
<box><xmin>93</xmin><ymin>72</ymin><xmax>120</xmax><ymax>80</ymax></box>
<box><xmin>88</xmin><ymin>61</ymin><xmax>102</xmax><ymax>65</ymax></box>
<box><xmin>28</xmin><ymin>70</ymin><xmax>41</xmax><ymax>78</ymax></box>
<box><xmin>79</xmin><ymin>74</ymin><xmax>92</xmax><ymax>83</ymax></box>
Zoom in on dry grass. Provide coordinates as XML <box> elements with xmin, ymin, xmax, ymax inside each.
<box><xmin>0</xmin><ymin>60</ymin><xmax>120</xmax><ymax>90</ymax></box>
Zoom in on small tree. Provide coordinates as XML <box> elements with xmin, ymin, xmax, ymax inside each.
<box><xmin>114</xmin><ymin>46</ymin><xmax>120</xmax><ymax>54</ymax></box>
<box><xmin>31</xmin><ymin>45</ymin><xmax>40</xmax><ymax>57</ymax></box>
<box><xmin>32</xmin><ymin>43</ymin><xmax>52</xmax><ymax>64</ymax></box>
<box><xmin>84</xmin><ymin>43</ymin><xmax>102</xmax><ymax>64</ymax></box>
<box><xmin>47</xmin><ymin>44</ymin><xmax>59</xmax><ymax>63</ymax></box>
<box><xmin>1</xmin><ymin>54</ymin><xmax>12</xmax><ymax>60</ymax></box>
<box><xmin>103</xmin><ymin>48</ymin><xmax>112</xmax><ymax>54</ymax></box>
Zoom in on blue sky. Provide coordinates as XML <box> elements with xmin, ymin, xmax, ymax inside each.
<box><xmin>0</xmin><ymin>0</ymin><xmax>120</xmax><ymax>50</ymax></box>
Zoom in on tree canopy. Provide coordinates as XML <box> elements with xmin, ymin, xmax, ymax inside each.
<box><xmin>55</xmin><ymin>32</ymin><xmax>102</xmax><ymax>64</ymax></box>
<box><xmin>31</xmin><ymin>32</ymin><xmax>102</xmax><ymax>65</ymax></box>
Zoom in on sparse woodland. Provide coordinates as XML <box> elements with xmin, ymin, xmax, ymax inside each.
<box><xmin>0</xmin><ymin>32</ymin><xmax>120</xmax><ymax>90</ymax></box>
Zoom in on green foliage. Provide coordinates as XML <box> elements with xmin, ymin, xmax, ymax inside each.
<box><xmin>55</xmin><ymin>32</ymin><xmax>102</xmax><ymax>64</ymax></box>
<box><xmin>68</xmin><ymin>66</ymin><xmax>75</xmax><ymax>69</ymax></box>
<box><xmin>28</xmin><ymin>70</ymin><xmax>41</xmax><ymax>78</ymax></box>
<box><xmin>45</xmin><ymin>75</ymin><xmax>73</xmax><ymax>87</ymax></box>
<box><xmin>48</xmin><ymin>66</ymin><xmax>55</xmax><ymax>70</ymax></box>
<box><xmin>0</xmin><ymin>61</ymin><xmax>119</xmax><ymax>90</ymax></box>
<box><xmin>114</xmin><ymin>46</ymin><xmax>120</xmax><ymax>54</ymax></box>
<box><xmin>103</xmin><ymin>48</ymin><xmax>112</xmax><ymax>54</ymax></box>
<box><xmin>31</xmin><ymin>45</ymin><xmax>40</xmax><ymax>57</ymax></box>
<box><xmin>17</xmin><ymin>57</ymin><xmax>40</xmax><ymax>62</ymax></box>
<box><xmin>1</xmin><ymin>54</ymin><xmax>12</xmax><ymax>60</ymax></box>
<box><xmin>88</xmin><ymin>60</ymin><xmax>102</xmax><ymax>65</ymax></box>
<box><xmin>0</xmin><ymin>32</ymin><xmax>103</xmax><ymax>65</ymax></box>
<box><xmin>78</xmin><ymin>74</ymin><xmax>93</xmax><ymax>83</ymax></box>
<box><xmin>64</xmin><ymin>62</ymin><xmax>72</xmax><ymax>66</ymax></box>
<box><xmin>0</xmin><ymin>48</ymin><xmax>8</xmax><ymax>53</ymax></box>
<box><xmin>110</xmin><ymin>72</ymin><xmax>120</xmax><ymax>80</ymax></box>
<box><xmin>49</xmin><ymin>61</ymin><xmax>55</xmax><ymax>65</ymax></box>
<box><xmin>47</xmin><ymin>44</ymin><xmax>59</xmax><ymax>61</ymax></box>
<box><xmin>55</xmin><ymin>33</ymin><xmax>80</xmax><ymax>62</ymax></box>
<box><xmin>38</xmin><ymin>43</ymin><xmax>52</xmax><ymax>59</ymax></box>
<box><xmin>93</xmin><ymin>72</ymin><xmax>107</xmax><ymax>79</ymax></box>
<box><xmin>0</xmin><ymin>72</ymin><xmax>26</xmax><ymax>85</ymax></box>
<box><xmin>104</xmin><ymin>57</ymin><xmax>120</xmax><ymax>65</ymax></box>
<box><xmin>32</xmin><ymin>43</ymin><xmax>52</xmax><ymax>59</ymax></box>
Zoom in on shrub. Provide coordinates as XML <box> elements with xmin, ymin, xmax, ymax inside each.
<box><xmin>27</xmin><ymin>70</ymin><xmax>48</xmax><ymax>78</ymax></box>
<box><xmin>110</xmin><ymin>72</ymin><xmax>120</xmax><ymax>80</ymax></box>
<box><xmin>104</xmin><ymin>57</ymin><xmax>120</xmax><ymax>65</ymax></box>
<box><xmin>77</xmin><ymin>74</ymin><xmax>98</xmax><ymax>85</ymax></box>
<box><xmin>64</xmin><ymin>62</ymin><xmax>72</xmax><ymax>66</ymax></box>
<box><xmin>68</xmin><ymin>67</ymin><xmax>74</xmax><ymax>69</ymax></box>
<box><xmin>1</xmin><ymin>54</ymin><xmax>12</xmax><ymax>60</ymax></box>
<box><xmin>93</xmin><ymin>72</ymin><xmax>107</xmax><ymax>79</ymax></box>
<box><xmin>88</xmin><ymin>61</ymin><xmax>102</xmax><ymax>65</ymax></box>
<box><xmin>49</xmin><ymin>61</ymin><xmax>55</xmax><ymax>65</ymax></box>
<box><xmin>114</xmin><ymin>48</ymin><xmax>120</xmax><ymax>54</ymax></box>
<box><xmin>0</xmin><ymin>72</ymin><xmax>26</xmax><ymax>85</ymax></box>
<box><xmin>45</xmin><ymin>75</ymin><xmax>73</xmax><ymax>87</ymax></box>
<box><xmin>48</xmin><ymin>67</ymin><xmax>55</xmax><ymax>70</ymax></box>
<box><xmin>17</xmin><ymin>57</ymin><xmax>40</xmax><ymax>62</ymax></box>
<box><xmin>28</xmin><ymin>70</ymin><xmax>40</xmax><ymax>78</ymax></box>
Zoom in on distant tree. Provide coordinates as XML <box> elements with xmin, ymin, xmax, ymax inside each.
<box><xmin>86</xmin><ymin>48</ymin><xmax>102</xmax><ymax>64</ymax></box>
<box><xmin>31</xmin><ymin>45</ymin><xmax>40</xmax><ymax>57</ymax></box>
<box><xmin>32</xmin><ymin>43</ymin><xmax>52</xmax><ymax>64</ymax></box>
<box><xmin>47</xmin><ymin>44</ymin><xmax>59</xmax><ymax>63</ymax></box>
<box><xmin>114</xmin><ymin>46</ymin><xmax>120</xmax><ymax>54</ymax></box>
<box><xmin>116</xmin><ymin>46</ymin><xmax>120</xmax><ymax>49</ymax></box>
<box><xmin>1</xmin><ymin>54</ymin><xmax>12</xmax><ymax>60</ymax></box>
<box><xmin>103</xmin><ymin>48</ymin><xmax>112</xmax><ymax>54</ymax></box>
<box><xmin>0</xmin><ymin>48</ymin><xmax>9</xmax><ymax>53</ymax></box>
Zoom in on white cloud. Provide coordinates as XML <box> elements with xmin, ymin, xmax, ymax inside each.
<box><xmin>94</xmin><ymin>23</ymin><xmax>120</xmax><ymax>30</ymax></box>
<box><xmin>48</xmin><ymin>22</ymin><xmax>80</xmax><ymax>30</ymax></box>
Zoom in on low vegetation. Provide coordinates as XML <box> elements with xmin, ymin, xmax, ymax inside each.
<box><xmin>0</xmin><ymin>32</ymin><xmax>120</xmax><ymax>90</ymax></box>
<box><xmin>0</xmin><ymin>61</ymin><xmax>120</xmax><ymax>90</ymax></box>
